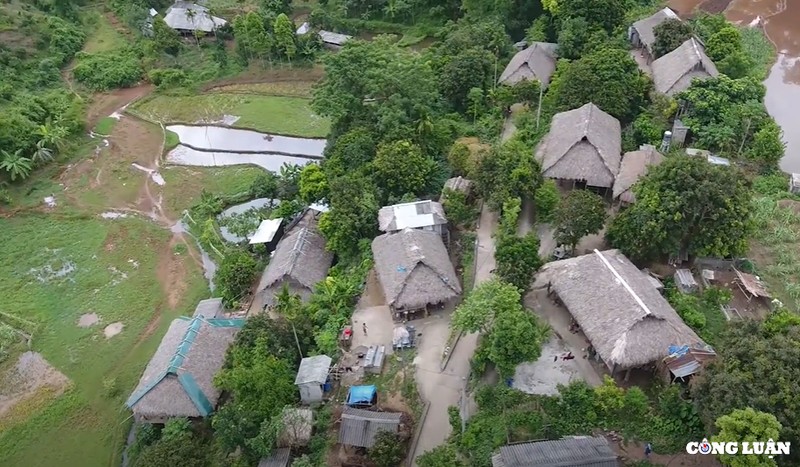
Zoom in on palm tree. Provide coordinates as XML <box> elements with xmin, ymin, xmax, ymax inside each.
<box><xmin>32</xmin><ymin>142</ymin><xmax>54</xmax><ymax>165</ymax></box>
<box><xmin>0</xmin><ymin>149</ymin><xmax>34</xmax><ymax>181</ymax></box>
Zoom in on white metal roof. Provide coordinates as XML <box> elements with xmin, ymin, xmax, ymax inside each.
<box><xmin>309</xmin><ymin>202</ymin><xmax>329</xmax><ymax>213</ymax></box>
<box><xmin>249</xmin><ymin>218</ymin><xmax>283</xmax><ymax>245</ymax></box>
<box><xmin>296</xmin><ymin>22</ymin><xmax>310</xmax><ymax>35</ymax></box>
<box><xmin>149</xmin><ymin>8</ymin><xmax>158</xmax><ymax>16</ymax></box>
<box><xmin>378</xmin><ymin>200</ymin><xmax>447</xmax><ymax>231</ymax></box>
<box><xmin>319</xmin><ymin>30</ymin><xmax>352</xmax><ymax>45</ymax></box>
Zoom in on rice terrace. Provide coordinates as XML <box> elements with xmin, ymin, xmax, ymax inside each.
<box><xmin>1</xmin><ymin>0</ymin><xmax>800</xmax><ymax>467</ymax></box>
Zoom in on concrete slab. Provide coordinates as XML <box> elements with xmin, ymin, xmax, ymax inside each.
<box><xmin>512</xmin><ymin>336</ymin><xmax>582</xmax><ymax>395</ymax></box>
<box><xmin>351</xmin><ymin>305</ymin><xmax>394</xmax><ymax>353</ymax></box>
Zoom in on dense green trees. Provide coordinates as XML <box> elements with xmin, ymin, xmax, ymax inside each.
<box><xmin>652</xmin><ymin>18</ymin><xmax>693</xmax><ymax>57</ymax></box>
<box><xmin>607</xmin><ymin>156</ymin><xmax>752</xmax><ymax>261</ymax></box>
<box><xmin>474</xmin><ymin>139</ymin><xmax>543</xmax><ymax>211</ymax></box>
<box><xmin>692</xmin><ymin>321</ymin><xmax>800</xmax><ymax>464</ymax></box>
<box><xmin>548</xmin><ymin>47</ymin><xmax>650</xmax><ymax>122</ymax></box>
<box><xmin>712</xmin><ymin>408</ymin><xmax>782</xmax><ymax>467</ymax></box>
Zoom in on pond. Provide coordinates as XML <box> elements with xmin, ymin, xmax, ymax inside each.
<box><xmin>165</xmin><ymin>124</ymin><xmax>327</xmax><ymax>158</ymax></box>
<box><xmin>166</xmin><ymin>145</ymin><xmax>317</xmax><ymax>173</ymax></box>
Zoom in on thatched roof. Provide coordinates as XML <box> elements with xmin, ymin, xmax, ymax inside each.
<box><xmin>338</xmin><ymin>407</ymin><xmax>402</xmax><ymax>448</ymax></box>
<box><xmin>126</xmin><ymin>316</ymin><xmax>243</xmax><ymax>420</ymax></box>
<box><xmin>443</xmin><ymin>176</ymin><xmax>473</xmax><ymax>195</ymax></box>
<box><xmin>164</xmin><ymin>1</ymin><xmax>227</xmax><ymax>32</ymax></box>
<box><xmin>535</xmin><ymin>103</ymin><xmax>622</xmax><ymax>188</ymax></box>
<box><xmin>631</xmin><ymin>7</ymin><xmax>680</xmax><ymax>55</ymax></box>
<box><xmin>261</xmin><ymin>226</ymin><xmax>333</xmax><ymax>300</ymax></box>
<box><xmin>498</xmin><ymin>42</ymin><xmax>558</xmax><ymax>88</ymax></box>
<box><xmin>378</xmin><ymin>200</ymin><xmax>447</xmax><ymax>232</ymax></box>
<box><xmin>372</xmin><ymin>229</ymin><xmax>461</xmax><ymax>310</ymax></box>
<box><xmin>651</xmin><ymin>37</ymin><xmax>718</xmax><ymax>96</ymax></box>
<box><xmin>258</xmin><ymin>448</ymin><xmax>291</xmax><ymax>467</ymax></box>
<box><xmin>613</xmin><ymin>145</ymin><xmax>664</xmax><ymax>203</ymax></box>
<box><xmin>535</xmin><ymin>249</ymin><xmax>706</xmax><ymax>370</ymax></box>
<box><xmin>492</xmin><ymin>436</ymin><xmax>619</xmax><ymax>467</ymax></box>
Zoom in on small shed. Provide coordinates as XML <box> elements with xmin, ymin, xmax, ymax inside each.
<box><xmin>443</xmin><ymin>176</ymin><xmax>473</xmax><ymax>197</ymax></box>
<box><xmin>295</xmin><ymin>355</ymin><xmax>332</xmax><ymax>405</ymax></box>
<box><xmin>363</xmin><ymin>345</ymin><xmax>386</xmax><ymax>375</ymax></box>
<box><xmin>347</xmin><ymin>385</ymin><xmax>377</xmax><ymax>407</ymax></box>
<box><xmin>734</xmin><ymin>270</ymin><xmax>770</xmax><ymax>301</ymax></box>
<box><xmin>258</xmin><ymin>448</ymin><xmax>291</xmax><ymax>467</ymax></box>
<box><xmin>319</xmin><ymin>30</ymin><xmax>352</xmax><ymax>49</ymax></box>
<box><xmin>674</xmin><ymin>269</ymin><xmax>698</xmax><ymax>294</ymax></box>
<box><xmin>249</xmin><ymin>218</ymin><xmax>284</xmax><ymax>251</ymax></box>
<box><xmin>662</xmin><ymin>344</ymin><xmax>716</xmax><ymax>381</ymax></box>
<box><xmin>491</xmin><ymin>436</ymin><xmax>620</xmax><ymax>467</ymax></box>
<box><xmin>790</xmin><ymin>173</ymin><xmax>800</xmax><ymax>194</ymax></box>
<box><xmin>338</xmin><ymin>407</ymin><xmax>401</xmax><ymax>448</ymax></box>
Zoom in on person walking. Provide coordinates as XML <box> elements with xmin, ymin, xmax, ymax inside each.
<box><xmin>362</xmin><ymin>322</ymin><xmax>368</xmax><ymax>336</ymax></box>
<box><xmin>644</xmin><ymin>443</ymin><xmax>653</xmax><ymax>458</ymax></box>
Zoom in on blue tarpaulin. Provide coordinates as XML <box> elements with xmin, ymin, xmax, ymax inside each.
<box><xmin>668</xmin><ymin>345</ymin><xmax>690</xmax><ymax>356</ymax></box>
<box><xmin>347</xmin><ymin>385</ymin><xmax>377</xmax><ymax>405</ymax></box>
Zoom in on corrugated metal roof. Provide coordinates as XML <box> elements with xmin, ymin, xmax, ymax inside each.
<box><xmin>164</xmin><ymin>1</ymin><xmax>227</xmax><ymax>32</ymax></box>
<box><xmin>338</xmin><ymin>407</ymin><xmax>401</xmax><ymax>448</ymax></box>
<box><xmin>258</xmin><ymin>448</ymin><xmax>291</xmax><ymax>467</ymax></box>
<box><xmin>296</xmin><ymin>22</ymin><xmax>310</xmax><ymax>35</ymax></box>
<box><xmin>378</xmin><ymin>200</ymin><xmax>447</xmax><ymax>231</ymax></box>
<box><xmin>674</xmin><ymin>269</ymin><xmax>698</xmax><ymax>287</ymax></box>
<box><xmin>664</xmin><ymin>346</ymin><xmax>716</xmax><ymax>378</ymax></box>
<box><xmin>295</xmin><ymin>355</ymin><xmax>332</xmax><ymax>385</ymax></box>
<box><xmin>250</xmin><ymin>218</ymin><xmax>283</xmax><ymax>245</ymax></box>
<box><xmin>319</xmin><ymin>30</ymin><xmax>352</xmax><ymax>45</ymax></box>
<box><xmin>492</xmin><ymin>436</ymin><xmax>620</xmax><ymax>467</ymax></box>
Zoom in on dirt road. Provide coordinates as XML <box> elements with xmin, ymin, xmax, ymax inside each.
<box><xmin>411</xmin><ymin>204</ymin><xmax>498</xmax><ymax>464</ymax></box>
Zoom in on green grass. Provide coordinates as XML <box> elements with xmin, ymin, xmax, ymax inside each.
<box><xmin>165</xmin><ymin>130</ymin><xmax>180</xmax><ymax>151</ymax></box>
<box><xmin>132</xmin><ymin>93</ymin><xmax>330</xmax><ymax>137</ymax></box>
<box><xmin>161</xmin><ymin>165</ymin><xmax>267</xmax><ymax>219</ymax></box>
<box><xmin>741</xmin><ymin>26</ymin><xmax>777</xmax><ymax>81</ymax></box>
<box><xmin>82</xmin><ymin>12</ymin><xmax>127</xmax><ymax>54</ymax></box>
<box><xmin>750</xmin><ymin>194</ymin><xmax>800</xmax><ymax>310</ymax></box>
<box><xmin>94</xmin><ymin>116</ymin><xmax>117</xmax><ymax>136</ymax></box>
<box><xmin>0</xmin><ymin>215</ymin><xmax>209</xmax><ymax>467</ymax></box>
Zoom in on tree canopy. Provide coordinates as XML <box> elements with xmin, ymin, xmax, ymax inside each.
<box><xmin>712</xmin><ymin>408</ymin><xmax>782</xmax><ymax>467</ymax></box>
<box><xmin>607</xmin><ymin>156</ymin><xmax>752</xmax><ymax>261</ymax></box>
<box><xmin>553</xmin><ymin>189</ymin><xmax>606</xmax><ymax>251</ymax></box>
<box><xmin>652</xmin><ymin>19</ymin><xmax>693</xmax><ymax>58</ymax></box>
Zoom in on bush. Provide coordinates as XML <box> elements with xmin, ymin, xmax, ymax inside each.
<box><xmin>148</xmin><ymin>68</ymin><xmax>188</xmax><ymax>88</ymax></box>
<box><xmin>73</xmin><ymin>49</ymin><xmax>143</xmax><ymax>91</ymax></box>
<box><xmin>533</xmin><ymin>179</ymin><xmax>559</xmax><ymax>222</ymax></box>
<box><xmin>216</xmin><ymin>249</ymin><xmax>260</xmax><ymax>307</ymax></box>
<box><xmin>442</xmin><ymin>188</ymin><xmax>478</xmax><ymax>228</ymax></box>
<box><xmin>368</xmin><ymin>431</ymin><xmax>405</xmax><ymax>467</ymax></box>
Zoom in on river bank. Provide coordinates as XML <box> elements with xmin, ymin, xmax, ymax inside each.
<box><xmin>669</xmin><ymin>0</ymin><xmax>800</xmax><ymax>172</ymax></box>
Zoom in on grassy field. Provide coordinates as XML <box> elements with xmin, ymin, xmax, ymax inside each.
<box><xmin>750</xmin><ymin>194</ymin><xmax>800</xmax><ymax>310</ymax></box>
<box><xmin>0</xmin><ymin>215</ymin><xmax>210</xmax><ymax>466</ymax></box>
<box><xmin>161</xmin><ymin>165</ymin><xmax>266</xmax><ymax>219</ymax></box>
<box><xmin>132</xmin><ymin>92</ymin><xmax>330</xmax><ymax>137</ymax></box>
<box><xmin>83</xmin><ymin>11</ymin><xmax>128</xmax><ymax>54</ymax></box>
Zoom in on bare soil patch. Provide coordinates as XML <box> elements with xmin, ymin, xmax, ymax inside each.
<box><xmin>157</xmin><ymin>237</ymin><xmax>189</xmax><ymax>310</ymax></box>
<box><xmin>201</xmin><ymin>66</ymin><xmax>325</xmax><ymax>93</ymax></box>
<box><xmin>612</xmin><ymin>438</ymin><xmax>721</xmax><ymax>466</ymax></box>
<box><xmin>0</xmin><ymin>352</ymin><xmax>71</xmax><ymax>421</ymax></box>
<box><xmin>699</xmin><ymin>0</ymin><xmax>733</xmax><ymax>14</ymax></box>
<box><xmin>77</xmin><ymin>313</ymin><xmax>100</xmax><ymax>328</ymax></box>
<box><xmin>104</xmin><ymin>322</ymin><xmax>124</xmax><ymax>338</ymax></box>
<box><xmin>86</xmin><ymin>85</ymin><xmax>154</xmax><ymax>128</ymax></box>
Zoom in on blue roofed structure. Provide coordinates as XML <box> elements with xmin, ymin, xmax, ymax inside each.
<box><xmin>347</xmin><ymin>385</ymin><xmax>377</xmax><ymax>406</ymax></box>
<box><xmin>126</xmin><ymin>315</ymin><xmax>243</xmax><ymax>423</ymax></box>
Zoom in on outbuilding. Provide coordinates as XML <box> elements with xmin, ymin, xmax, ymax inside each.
<box><xmin>295</xmin><ymin>355</ymin><xmax>332</xmax><ymax>405</ymax></box>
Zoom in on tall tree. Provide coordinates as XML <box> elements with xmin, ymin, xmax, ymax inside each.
<box><xmin>439</xmin><ymin>47</ymin><xmax>493</xmax><ymax>112</ymax></box>
<box><xmin>452</xmin><ymin>278</ymin><xmax>522</xmax><ymax>334</ymax></box>
<box><xmin>548</xmin><ymin>47</ymin><xmax>650</xmax><ymax>122</ymax></box>
<box><xmin>273</xmin><ymin>13</ymin><xmax>296</xmax><ymax>62</ymax></box>
<box><xmin>712</xmin><ymin>408</ymin><xmax>782</xmax><ymax>467</ymax></box>
<box><xmin>495</xmin><ymin>233</ymin><xmax>542</xmax><ymax>292</ymax></box>
<box><xmin>652</xmin><ymin>19</ymin><xmax>693</xmax><ymax>58</ymax></box>
<box><xmin>370</xmin><ymin>140</ymin><xmax>437</xmax><ymax>200</ymax></box>
<box><xmin>606</xmin><ymin>156</ymin><xmax>753</xmax><ymax>261</ymax></box>
<box><xmin>553</xmin><ymin>190</ymin><xmax>606</xmax><ymax>252</ymax></box>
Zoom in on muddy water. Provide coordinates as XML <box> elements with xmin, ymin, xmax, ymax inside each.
<box><xmin>165</xmin><ymin>124</ymin><xmax>327</xmax><ymax>158</ymax></box>
<box><xmin>167</xmin><ymin>145</ymin><xmax>316</xmax><ymax>173</ymax></box>
<box><xmin>669</xmin><ymin>0</ymin><xmax>800</xmax><ymax>171</ymax></box>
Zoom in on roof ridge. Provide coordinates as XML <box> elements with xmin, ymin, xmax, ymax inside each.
<box><xmin>581</xmin><ymin>104</ymin><xmax>616</xmax><ymax>177</ymax></box>
<box><xmin>593</xmin><ymin>249</ymin><xmax>651</xmax><ymax>318</ymax></box>
<box><xmin>283</xmin><ymin>227</ymin><xmax>311</xmax><ymax>279</ymax></box>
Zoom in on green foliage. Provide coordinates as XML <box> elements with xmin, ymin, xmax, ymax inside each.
<box><xmin>548</xmin><ymin>47</ymin><xmax>650</xmax><ymax>122</ymax></box>
<box><xmin>132</xmin><ymin>427</ymin><xmax>211</xmax><ymax>467</ymax></box>
<box><xmin>607</xmin><ymin>156</ymin><xmax>753</xmax><ymax>261</ymax></box>
<box><xmin>475</xmin><ymin>139</ymin><xmax>542</xmax><ymax>211</ymax></box>
<box><xmin>553</xmin><ymin>190</ymin><xmax>606</xmax><ymax>251</ymax></box>
<box><xmin>417</xmin><ymin>443</ymin><xmax>465</xmax><ymax>467</ymax></box>
<box><xmin>665</xmin><ymin>285</ymin><xmax>731</xmax><ymax>345</ymax></box>
<box><xmin>162</xmin><ymin>418</ymin><xmax>191</xmax><ymax>443</ymax></box>
<box><xmin>740</xmin><ymin>27</ymin><xmax>776</xmax><ymax>81</ymax></box>
<box><xmin>73</xmin><ymin>49</ymin><xmax>143</xmax><ymax>91</ymax></box>
<box><xmin>533</xmin><ymin>179</ymin><xmax>559</xmax><ymax>222</ymax></box>
<box><xmin>653</xmin><ymin>19</ymin><xmax>693</xmax><ymax>58</ymax></box>
<box><xmin>705</xmin><ymin>26</ymin><xmax>743</xmax><ymax>62</ymax></box>
<box><xmin>249</xmin><ymin>173</ymin><xmax>280</xmax><ymax>200</ymax></box>
<box><xmin>369</xmin><ymin>431</ymin><xmax>405</xmax><ymax>467</ymax></box>
<box><xmin>712</xmin><ymin>408</ymin><xmax>782</xmax><ymax>467</ymax></box>
<box><xmin>0</xmin><ymin>150</ymin><xmax>34</xmax><ymax>182</ymax></box>
<box><xmin>216</xmin><ymin>249</ymin><xmax>260</xmax><ymax>307</ymax></box>
<box><xmin>452</xmin><ymin>278</ymin><xmax>522</xmax><ymax>334</ymax></box>
<box><xmin>298</xmin><ymin>163</ymin><xmax>328</xmax><ymax>204</ymax></box>
<box><xmin>752</xmin><ymin>173</ymin><xmax>788</xmax><ymax>197</ymax></box>
<box><xmin>763</xmin><ymin>309</ymin><xmax>800</xmax><ymax>336</ymax></box>
<box><xmin>495</xmin><ymin>232</ymin><xmax>542</xmax><ymax>292</ymax></box>
<box><xmin>152</xmin><ymin>17</ymin><xmax>182</xmax><ymax>55</ymax></box>
<box><xmin>102</xmin><ymin>377</ymin><xmax>119</xmax><ymax>398</ymax></box>
<box><xmin>442</xmin><ymin>188</ymin><xmax>478</xmax><ymax>229</ymax></box>
<box><xmin>273</xmin><ymin>14</ymin><xmax>297</xmax><ymax>61</ymax></box>
<box><xmin>692</xmin><ymin>321</ymin><xmax>800</xmax><ymax>463</ymax></box>
<box><xmin>148</xmin><ymin>68</ymin><xmax>189</xmax><ymax>88</ymax></box>
<box><xmin>448</xmin><ymin>142</ymin><xmax>471</xmax><ymax>177</ymax></box>
<box><xmin>371</xmin><ymin>140</ymin><xmax>437</xmax><ymax>200</ymax></box>
<box><xmin>318</xmin><ymin>174</ymin><xmax>379</xmax><ymax>260</ymax></box>
<box><xmin>439</xmin><ymin>47</ymin><xmax>494</xmax><ymax>112</ymax></box>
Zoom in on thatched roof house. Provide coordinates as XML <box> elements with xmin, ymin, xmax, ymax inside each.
<box><xmin>378</xmin><ymin>200</ymin><xmax>448</xmax><ymax>234</ymax></box>
<box><xmin>443</xmin><ymin>176</ymin><xmax>473</xmax><ymax>196</ymax></box>
<box><xmin>126</xmin><ymin>316</ymin><xmax>243</xmax><ymax>423</ymax></box>
<box><xmin>260</xmin><ymin>225</ymin><xmax>333</xmax><ymax>306</ymax></box>
<box><xmin>535</xmin><ymin>249</ymin><xmax>706</xmax><ymax>372</ymax></box>
<box><xmin>164</xmin><ymin>1</ymin><xmax>227</xmax><ymax>33</ymax></box>
<box><xmin>651</xmin><ymin>37</ymin><xmax>719</xmax><ymax>96</ymax></box>
<box><xmin>612</xmin><ymin>145</ymin><xmax>664</xmax><ymax>204</ymax></box>
<box><xmin>630</xmin><ymin>7</ymin><xmax>680</xmax><ymax>59</ymax></box>
<box><xmin>338</xmin><ymin>407</ymin><xmax>402</xmax><ymax>448</ymax></box>
<box><xmin>498</xmin><ymin>42</ymin><xmax>558</xmax><ymax>88</ymax></box>
<box><xmin>372</xmin><ymin>229</ymin><xmax>461</xmax><ymax>315</ymax></box>
<box><xmin>492</xmin><ymin>436</ymin><xmax>619</xmax><ymax>467</ymax></box>
<box><xmin>535</xmin><ymin>103</ymin><xmax>622</xmax><ymax>189</ymax></box>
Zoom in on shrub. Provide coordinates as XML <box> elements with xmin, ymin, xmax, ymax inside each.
<box><xmin>533</xmin><ymin>179</ymin><xmax>559</xmax><ymax>222</ymax></box>
<box><xmin>148</xmin><ymin>68</ymin><xmax>188</xmax><ymax>88</ymax></box>
<box><xmin>216</xmin><ymin>249</ymin><xmax>260</xmax><ymax>307</ymax></box>
<box><xmin>73</xmin><ymin>49</ymin><xmax>143</xmax><ymax>91</ymax></box>
<box><xmin>369</xmin><ymin>431</ymin><xmax>405</xmax><ymax>467</ymax></box>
